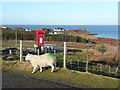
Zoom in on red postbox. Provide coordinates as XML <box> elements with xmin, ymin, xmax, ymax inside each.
<box><xmin>36</xmin><ymin>30</ymin><xmax>44</xmax><ymax>46</ymax></box>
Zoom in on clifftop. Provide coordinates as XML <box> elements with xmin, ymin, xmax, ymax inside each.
<box><xmin>65</xmin><ymin>28</ymin><xmax>97</xmax><ymax>36</ymax></box>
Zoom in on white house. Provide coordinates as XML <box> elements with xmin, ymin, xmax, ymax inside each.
<box><xmin>26</xmin><ymin>29</ymin><xmax>32</xmax><ymax>31</ymax></box>
<box><xmin>1</xmin><ymin>26</ymin><xmax>7</xmax><ymax>29</ymax></box>
<box><xmin>54</xmin><ymin>32</ymin><xmax>64</xmax><ymax>35</ymax></box>
<box><xmin>54</xmin><ymin>28</ymin><xmax>65</xmax><ymax>31</ymax></box>
<box><xmin>49</xmin><ymin>28</ymin><xmax>65</xmax><ymax>35</ymax></box>
<box><xmin>49</xmin><ymin>31</ymin><xmax>64</xmax><ymax>35</ymax></box>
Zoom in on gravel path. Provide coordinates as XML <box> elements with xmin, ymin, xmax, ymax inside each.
<box><xmin>2</xmin><ymin>71</ymin><xmax>84</xmax><ymax>89</ymax></box>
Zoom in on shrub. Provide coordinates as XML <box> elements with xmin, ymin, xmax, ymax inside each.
<box><xmin>98</xmin><ymin>44</ymin><xmax>107</xmax><ymax>54</ymax></box>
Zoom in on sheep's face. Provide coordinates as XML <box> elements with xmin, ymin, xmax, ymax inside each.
<box><xmin>25</xmin><ymin>54</ymin><xmax>31</xmax><ymax>61</ymax></box>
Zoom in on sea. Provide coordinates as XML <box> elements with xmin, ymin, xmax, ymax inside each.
<box><xmin>3</xmin><ymin>25</ymin><xmax>119</xmax><ymax>39</ymax></box>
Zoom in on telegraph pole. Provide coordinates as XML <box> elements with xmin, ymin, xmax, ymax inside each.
<box><xmin>15</xmin><ymin>30</ymin><xmax>17</xmax><ymax>47</ymax></box>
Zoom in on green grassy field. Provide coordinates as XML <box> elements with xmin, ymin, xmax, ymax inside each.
<box><xmin>68</xmin><ymin>47</ymin><xmax>87</xmax><ymax>49</ymax></box>
<box><xmin>2</xmin><ymin>40</ymin><xmax>35</xmax><ymax>49</ymax></box>
<box><xmin>56</xmin><ymin>53</ymin><xmax>102</xmax><ymax>62</ymax></box>
<box><xmin>2</xmin><ymin>60</ymin><xmax>119</xmax><ymax>88</ymax></box>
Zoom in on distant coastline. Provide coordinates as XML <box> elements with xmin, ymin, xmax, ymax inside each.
<box><xmin>2</xmin><ymin>25</ymin><xmax>118</xmax><ymax>39</ymax></box>
<box><xmin>1</xmin><ymin>25</ymin><xmax>119</xmax><ymax>46</ymax></box>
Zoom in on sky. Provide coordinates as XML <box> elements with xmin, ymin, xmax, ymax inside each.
<box><xmin>1</xmin><ymin>1</ymin><xmax>118</xmax><ymax>25</ymax></box>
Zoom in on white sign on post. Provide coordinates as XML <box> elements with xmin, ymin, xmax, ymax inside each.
<box><xmin>63</xmin><ymin>42</ymin><xmax>67</xmax><ymax>69</ymax></box>
<box><xmin>20</xmin><ymin>40</ymin><xmax>22</xmax><ymax>62</ymax></box>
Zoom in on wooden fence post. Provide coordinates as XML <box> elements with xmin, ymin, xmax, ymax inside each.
<box><xmin>34</xmin><ymin>47</ymin><xmax>37</xmax><ymax>53</ymax></box>
<box><xmin>100</xmin><ymin>64</ymin><xmax>102</xmax><ymax>74</ymax></box>
<box><xmin>45</xmin><ymin>47</ymin><xmax>47</xmax><ymax>53</ymax></box>
<box><xmin>78</xmin><ymin>61</ymin><xmax>80</xmax><ymax>71</ymax></box>
<box><xmin>20</xmin><ymin>40</ymin><xmax>22</xmax><ymax>62</ymax></box>
<box><xmin>86</xmin><ymin>48</ymin><xmax>89</xmax><ymax>72</ymax></box>
<box><xmin>63</xmin><ymin>42</ymin><xmax>67</xmax><ymax>69</ymax></box>
<box><xmin>70</xmin><ymin>59</ymin><xmax>72</xmax><ymax>69</ymax></box>
<box><xmin>37</xmin><ymin>48</ymin><xmax>40</xmax><ymax>55</ymax></box>
<box><xmin>109</xmin><ymin>65</ymin><xmax>111</xmax><ymax>76</ymax></box>
<box><xmin>115</xmin><ymin>66</ymin><xmax>119</xmax><ymax>77</ymax></box>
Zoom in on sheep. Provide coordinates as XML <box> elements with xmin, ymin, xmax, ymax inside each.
<box><xmin>25</xmin><ymin>53</ymin><xmax>56</xmax><ymax>74</ymax></box>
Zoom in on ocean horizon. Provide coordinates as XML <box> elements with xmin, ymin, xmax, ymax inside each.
<box><xmin>2</xmin><ymin>25</ymin><xmax>118</xmax><ymax>39</ymax></box>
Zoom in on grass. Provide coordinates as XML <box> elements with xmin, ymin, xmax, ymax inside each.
<box><xmin>56</xmin><ymin>53</ymin><xmax>103</xmax><ymax>62</ymax></box>
<box><xmin>2</xmin><ymin>40</ymin><xmax>87</xmax><ymax>50</ymax></box>
<box><xmin>2</xmin><ymin>40</ymin><xmax>35</xmax><ymax>49</ymax></box>
<box><xmin>2</xmin><ymin>40</ymin><xmax>120</xmax><ymax>88</ymax></box>
<box><xmin>2</xmin><ymin>60</ymin><xmax>119</xmax><ymax>88</ymax></box>
<box><xmin>68</xmin><ymin>47</ymin><xmax>87</xmax><ymax>49</ymax></box>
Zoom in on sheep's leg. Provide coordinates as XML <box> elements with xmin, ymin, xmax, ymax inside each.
<box><xmin>40</xmin><ymin>67</ymin><xmax>42</xmax><ymax>72</ymax></box>
<box><xmin>32</xmin><ymin>66</ymin><xmax>37</xmax><ymax>74</ymax></box>
<box><xmin>51</xmin><ymin>66</ymin><xmax>54</xmax><ymax>72</ymax></box>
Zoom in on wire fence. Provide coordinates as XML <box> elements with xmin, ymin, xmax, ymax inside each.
<box><xmin>2</xmin><ymin>40</ymin><xmax>120</xmax><ymax>79</ymax></box>
<box><xmin>56</xmin><ymin>59</ymin><xmax>120</xmax><ymax>78</ymax></box>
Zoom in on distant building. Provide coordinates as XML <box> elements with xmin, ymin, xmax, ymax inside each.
<box><xmin>49</xmin><ymin>28</ymin><xmax>65</xmax><ymax>35</ymax></box>
<box><xmin>26</xmin><ymin>29</ymin><xmax>32</xmax><ymax>31</ymax></box>
<box><xmin>54</xmin><ymin>32</ymin><xmax>64</xmax><ymax>35</ymax></box>
<box><xmin>1</xmin><ymin>26</ymin><xmax>7</xmax><ymax>29</ymax></box>
<box><xmin>54</xmin><ymin>28</ymin><xmax>65</xmax><ymax>31</ymax></box>
<box><xmin>49</xmin><ymin>32</ymin><xmax>64</xmax><ymax>35</ymax></box>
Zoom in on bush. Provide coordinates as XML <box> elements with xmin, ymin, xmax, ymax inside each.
<box><xmin>98</xmin><ymin>44</ymin><xmax>107</xmax><ymax>54</ymax></box>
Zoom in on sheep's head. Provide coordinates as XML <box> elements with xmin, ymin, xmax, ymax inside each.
<box><xmin>25</xmin><ymin>53</ymin><xmax>31</xmax><ymax>61</ymax></box>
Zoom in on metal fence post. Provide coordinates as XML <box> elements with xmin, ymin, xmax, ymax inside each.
<box><xmin>63</xmin><ymin>42</ymin><xmax>67</xmax><ymax>69</ymax></box>
<box><xmin>20</xmin><ymin>40</ymin><xmax>22</xmax><ymax>62</ymax></box>
<box><xmin>16</xmin><ymin>30</ymin><xmax>17</xmax><ymax>47</ymax></box>
<box><xmin>54</xmin><ymin>50</ymin><xmax>56</xmax><ymax>53</ymax></box>
<box><xmin>9</xmin><ymin>49</ymin><xmax>12</xmax><ymax>55</ymax></box>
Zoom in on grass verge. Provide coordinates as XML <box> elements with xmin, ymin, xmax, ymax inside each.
<box><xmin>2</xmin><ymin>60</ymin><xmax>119</xmax><ymax>88</ymax></box>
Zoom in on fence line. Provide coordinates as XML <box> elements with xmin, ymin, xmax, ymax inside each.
<box><xmin>2</xmin><ymin>40</ymin><xmax>119</xmax><ymax>79</ymax></box>
<box><xmin>56</xmin><ymin>59</ymin><xmax>120</xmax><ymax>78</ymax></box>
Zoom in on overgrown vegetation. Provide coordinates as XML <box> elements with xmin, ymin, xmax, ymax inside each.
<box><xmin>2</xmin><ymin>27</ymin><xmax>36</xmax><ymax>40</ymax></box>
<box><xmin>45</xmin><ymin>34</ymin><xmax>91</xmax><ymax>44</ymax></box>
<box><xmin>97</xmin><ymin>44</ymin><xmax>107</xmax><ymax>54</ymax></box>
<box><xmin>2</xmin><ymin>27</ymin><xmax>91</xmax><ymax>44</ymax></box>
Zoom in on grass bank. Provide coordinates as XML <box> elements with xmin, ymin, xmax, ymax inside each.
<box><xmin>2</xmin><ymin>60</ymin><xmax>119</xmax><ymax>88</ymax></box>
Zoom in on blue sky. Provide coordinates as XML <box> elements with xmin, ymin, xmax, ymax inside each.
<box><xmin>1</xmin><ymin>2</ymin><xmax>118</xmax><ymax>25</ymax></box>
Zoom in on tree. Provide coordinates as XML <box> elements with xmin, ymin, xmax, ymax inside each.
<box><xmin>98</xmin><ymin>44</ymin><xmax>107</xmax><ymax>54</ymax></box>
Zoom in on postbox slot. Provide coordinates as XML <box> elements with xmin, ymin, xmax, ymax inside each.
<box><xmin>38</xmin><ymin>33</ymin><xmax>44</xmax><ymax>34</ymax></box>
